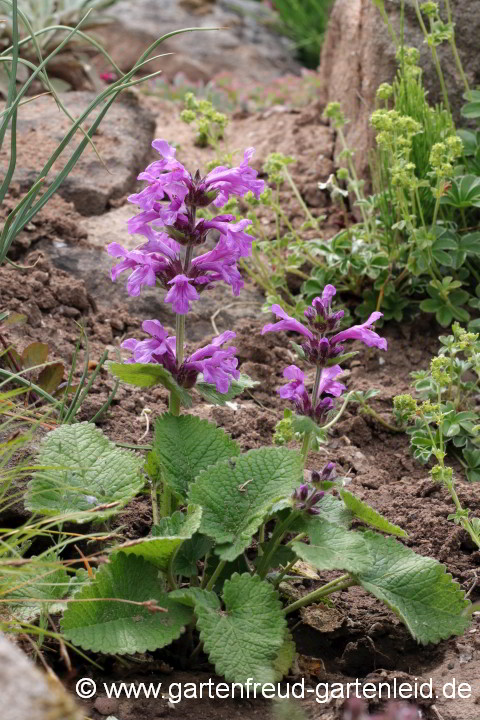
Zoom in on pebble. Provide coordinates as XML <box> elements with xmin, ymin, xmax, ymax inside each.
<box><xmin>93</xmin><ymin>696</ymin><xmax>119</xmax><ymax>715</ymax></box>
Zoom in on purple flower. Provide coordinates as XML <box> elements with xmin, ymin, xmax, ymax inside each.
<box><xmin>192</xmin><ymin>236</ymin><xmax>244</xmax><ymax>296</ymax></box>
<box><xmin>202</xmin><ymin>148</ymin><xmax>265</xmax><ymax>207</ymax></box>
<box><xmin>262</xmin><ymin>305</ymin><xmax>314</xmax><ymax>339</ymax></box>
<box><xmin>107</xmin><ymin>243</ymin><xmax>168</xmax><ymax>296</ymax></box>
<box><xmin>121</xmin><ymin>322</ymin><xmax>239</xmax><ymax>394</ymax></box>
<box><xmin>122</xmin><ymin>320</ymin><xmax>176</xmax><ymax>370</ymax></box>
<box><xmin>317</xmin><ymin>365</ymin><xmax>346</xmax><ymax>398</ymax></box>
<box><xmin>331</xmin><ymin>312</ymin><xmax>387</xmax><ymax>350</ymax></box>
<box><xmin>278</xmin><ymin>365</ymin><xmax>307</xmax><ymax>400</ymax></box>
<box><xmin>165</xmin><ymin>274</ymin><xmax>200</xmax><ymax>315</ymax></box>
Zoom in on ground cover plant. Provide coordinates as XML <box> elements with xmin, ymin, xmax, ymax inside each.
<box><xmin>4</xmin><ymin>137</ymin><xmax>466</xmax><ymax>688</ymax></box>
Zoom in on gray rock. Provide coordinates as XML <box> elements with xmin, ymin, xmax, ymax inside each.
<box><xmin>0</xmin><ymin>91</ymin><xmax>155</xmax><ymax>215</ymax></box>
<box><xmin>0</xmin><ymin>634</ymin><xmax>82</xmax><ymax>720</ymax></box>
<box><xmin>93</xmin><ymin>0</ymin><xmax>300</xmax><ymax>85</ymax></box>
<box><xmin>319</xmin><ymin>0</ymin><xmax>480</xmax><ymax>185</ymax></box>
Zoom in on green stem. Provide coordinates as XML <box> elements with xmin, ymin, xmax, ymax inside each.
<box><xmin>445</xmin><ymin>0</ymin><xmax>470</xmax><ymax>95</ymax></box>
<box><xmin>151</xmin><ymin>480</ymin><xmax>159</xmax><ymax>525</ymax></box>
<box><xmin>322</xmin><ymin>390</ymin><xmax>354</xmax><ymax>431</ymax></box>
<box><xmin>359</xmin><ymin>406</ymin><xmax>405</xmax><ymax>433</ymax></box>
<box><xmin>274</xmin><ymin>556</ymin><xmax>299</xmax><ymax>587</ymax></box>
<box><xmin>301</xmin><ymin>432</ymin><xmax>311</xmax><ymax>464</ymax></box>
<box><xmin>205</xmin><ymin>560</ymin><xmax>226</xmax><ymax>592</ymax></box>
<box><xmin>284</xmin><ymin>167</ymin><xmax>317</xmax><ymax>226</ymax></box>
<box><xmin>256</xmin><ymin>512</ymin><xmax>299</xmax><ymax>579</ymax></box>
<box><xmin>283</xmin><ymin>574</ymin><xmax>355</xmax><ymax>615</ymax></box>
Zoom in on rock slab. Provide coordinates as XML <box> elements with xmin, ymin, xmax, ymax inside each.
<box><xmin>319</xmin><ymin>0</ymin><xmax>480</xmax><ymax>183</ymax></box>
<box><xmin>0</xmin><ymin>634</ymin><xmax>82</xmax><ymax>720</ymax></box>
<box><xmin>0</xmin><ymin>90</ymin><xmax>155</xmax><ymax>215</ymax></box>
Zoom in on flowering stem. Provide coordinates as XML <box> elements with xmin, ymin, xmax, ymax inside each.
<box><xmin>283</xmin><ymin>574</ymin><xmax>355</xmax><ymax>615</ymax></box>
<box><xmin>284</xmin><ymin>167</ymin><xmax>317</xmax><ymax>226</ymax></box>
<box><xmin>322</xmin><ymin>390</ymin><xmax>354</xmax><ymax>431</ymax></box>
<box><xmin>274</xmin><ymin>556</ymin><xmax>299</xmax><ymax>587</ymax></box>
<box><xmin>301</xmin><ymin>432</ymin><xmax>311</xmax><ymax>464</ymax></box>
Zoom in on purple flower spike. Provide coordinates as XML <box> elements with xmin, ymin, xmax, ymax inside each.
<box><xmin>262</xmin><ymin>305</ymin><xmax>314</xmax><ymax>339</ymax></box>
<box><xmin>331</xmin><ymin>311</ymin><xmax>387</xmax><ymax>350</ymax></box>
<box><xmin>165</xmin><ymin>274</ymin><xmax>200</xmax><ymax>315</ymax></box>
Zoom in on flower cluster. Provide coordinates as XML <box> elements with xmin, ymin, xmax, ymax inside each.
<box><xmin>123</xmin><ymin>320</ymin><xmax>240</xmax><ymax>394</ymax></box>
<box><xmin>108</xmin><ymin>140</ymin><xmax>264</xmax><ymax>315</ymax></box>
<box><xmin>263</xmin><ymin>284</ymin><xmax>387</xmax><ymax>421</ymax></box>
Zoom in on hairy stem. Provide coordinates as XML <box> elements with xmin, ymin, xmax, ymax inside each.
<box><xmin>283</xmin><ymin>574</ymin><xmax>355</xmax><ymax>615</ymax></box>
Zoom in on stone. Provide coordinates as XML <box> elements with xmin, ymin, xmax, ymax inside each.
<box><xmin>92</xmin><ymin>0</ymin><xmax>300</xmax><ymax>85</ymax></box>
<box><xmin>0</xmin><ymin>634</ymin><xmax>82</xmax><ymax>720</ymax></box>
<box><xmin>319</xmin><ymin>0</ymin><xmax>480</xmax><ymax>185</ymax></box>
<box><xmin>0</xmin><ymin>91</ymin><xmax>155</xmax><ymax>215</ymax></box>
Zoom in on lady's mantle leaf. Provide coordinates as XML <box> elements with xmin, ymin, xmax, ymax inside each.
<box><xmin>153</xmin><ymin>414</ymin><xmax>240</xmax><ymax>499</ymax></box>
<box><xmin>189</xmin><ymin>447</ymin><xmax>303</xmax><ymax>561</ymax></box>
<box><xmin>108</xmin><ymin>362</ymin><xmax>192</xmax><ymax>407</ymax></box>
<box><xmin>340</xmin><ymin>490</ymin><xmax>407</xmax><ymax>537</ymax></box>
<box><xmin>356</xmin><ymin>532</ymin><xmax>470</xmax><ymax>644</ymax></box>
<box><xmin>292</xmin><ymin>520</ymin><xmax>371</xmax><ymax>573</ymax></box>
<box><xmin>61</xmin><ymin>553</ymin><xmax>192</xmax><ymax>654</ymax></box>
<box><xmin>195</xmin><ymin>573</ymin><xmax>287</xmax><ymax>684</ymax></box>
<box><xmin>26</xmin><ymin>422</ymin><xmax>144</xmax><ymax>521</ymax></box>
<box><xmin>110</xmin><ymin>506</ymin><xmax>202</xmax><ymax>571</ymax></box>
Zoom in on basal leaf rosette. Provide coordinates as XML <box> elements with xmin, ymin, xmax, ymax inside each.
<box><xmin>188</xmin><ymin>447</ymin><xmax>304</xmax><ymax>561</ymax></box>
<box><xmin>62</xmin><ymin>553</ymin><xmax>193</xmax><ymax>654</ymax></box>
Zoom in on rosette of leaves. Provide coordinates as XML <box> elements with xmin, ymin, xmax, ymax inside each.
<box><xmin>61</xmin><ymin>413</ymin><xmax>470</xmax><ymax>683</ymax></box>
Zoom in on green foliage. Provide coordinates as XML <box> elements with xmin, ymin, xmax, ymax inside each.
<box><xmin>108</xmin><ymin>362</ymin><xmax>192</xmax><ymax>406</ymax></box>
<box><xmin>181</xmin><ymin>92</ymin><xmax>228</xmax><ymax>148</ymax></box>
<box><xmin>268</xmin><ymin>0</ymin><xmax>334</xmax><ymax>69</ymax></box>
<box><xmin>291</xmin><ymin>520</ymin><xmax>371</xmax><ymax>573</ymax></box>
<box><xmin>152</xmin><ymin>413</ymin><xmax>240</xmax><ymax>499</ymax></box>
<box><xmin>189</xmin><ymin>447</ymin><xmax>303</xmax><ymax>561</ymax></box>
<box><xmin>61</xmin><ymin>553</ymin><xmax>193</xmax><ymax>653</ymax></box>
<box><xmin>357</xmin><ymin>532</ymin><xmax>469</xmax><ymax>644</ymax></box>
<box><xmin>339</xmin><ymin>489</ymin><xmax>407</xmax><ymax>537</ymax></box>
<box><xmin>111</xmin><ymin>506</ymin><xmax>203</xmax><ymax>571</ymax></box>
<box><xmin>26</xmin><ymin>422</ymin><xmax>144</xmax><ymax>520</ymax></box>
<box><xmin>1</xmin><ymin>556</ymin><xmax>70</xmax><ymax>622</ymax></box>
<box><xmin>195</xmin><ymin>373</ymin><xmax>258</xmax><ymax>405</ymax></box>
<box><xmin>194</xmin><ymin>573</ymin><xmax>289</xmax><ymax>684</ymax></box>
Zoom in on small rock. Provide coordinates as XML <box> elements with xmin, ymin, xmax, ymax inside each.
<box><xmin>93</xmin><ymin>696</ymin><xmax>119</xmax><ymax>715</ymax></box>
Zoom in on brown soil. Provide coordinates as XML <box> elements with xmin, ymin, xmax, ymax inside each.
<box><xmin>1</xmin><ymin>96</ymin><xmax>479</xmax><ymax>720</ymax></box>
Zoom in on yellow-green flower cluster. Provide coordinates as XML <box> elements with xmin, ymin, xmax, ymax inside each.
<box><xmin>323</xmin><ymin>102</ymin><xmax>345</xmax><ymax>129</ymax></box>
<box><xmin>263</xmin><ymin>152</ymin><xmax>294</xmax><ymax>187</ymax></box>
<box><xmin>371</xmin><ymin>109</ymin><xmax>422</xmax><ymax>157</ymax></box>
<box><xmin>420</xmin><ymin>2</ymin><xmax>438</xmax><ymax>18</ymax></box>
<box><xmin>429</xmin><ymin>135</ymin><xmax>463</xmax><ymax>180</ymax></box>
<box><xmin>430</xmin><ymin>355</ymin><xmax>451</xmax><ymax>387</ymax></box>
<box><xmin>376</xmin><ymin>83</ymin><xmax>394</xmax><ymax>102</ymax></box>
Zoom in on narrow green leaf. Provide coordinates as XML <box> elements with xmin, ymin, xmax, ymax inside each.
<box><xmin>62</xmin><ymin>553</ymin><xmax>193</xmax><ymax>654</ymax></box>
<box><xmin>195</xmin><ymin>373</ymin><xmax>258</xmax><ymax>405</ymax></box>
<box><xmin>189</xmin><ymin>448</ymin><xmax>303</xmax><ymax>561</ymax></box>
<box><xmin>340</xmin><ymin>490</ymin><xmax>407</xmax><ymax>537</ymax></box>
<box><xmin>195</xmin><ymin>573</ymin><xmax>287</xmax><ymax>684</ymax></box>
<box><xmin>108</xmin><ymin>362</ymin><xmax>192</xmax><ymax>407</ymax></box>
<box><xmin>356</xmin><ymin>532</ymin><xmax>469</xmax><ymax>644</ymax></box>
<box><xmin>26</xmin><ymin>422</ymin><xmax>144</xmax><ymax>521</ymax></box>
<box><xmin>153</xmin><ymin>414</ymin><xmax>240</xmax><ymax>499</ymax></box>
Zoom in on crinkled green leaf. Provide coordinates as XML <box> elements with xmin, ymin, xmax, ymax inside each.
<box><xmin>316</xmin><ymin>493</ymin><xmax>353</xmax><ymax>529</ymax></box>
<box><xmin>356</xmin><ymin>532</ymin><xmax>470</xmax><ymax>644</ymax></box>
<box><xmin>169</xmin><ymin>587</ymin><xmax>219</xmax><ymax>610</ymax></box>
<box><xmin>153</xmin><ymin>414</ymin><xmax>240</xmax><ymax>499</ymax></box>
<box><xmin>62</xmin><ymin>553</ymin><xmax>192</xmax><ymax>654</ymax></box>
<box><xmin>110</xmin><ymin>506</ymin><xmax>202</xmax><ymax>571</ymax></box>
<box><xmin>292</xmin><ymin>520</ymin><xmax>371</xmax><ymax>573</ymax></box>
<box><xmin>340</xmin><ymin>490</ymin><xmax>407</xmax><ymax>537</ymax></box>
<box><xmin>173</xmin><ymin>533</ymin><xmax>213</xmax><ymax>577</ymax></box>
<box><xmin>195</xmin><ymin>373</ymin><xmax>258</xmax><ymax>405</ymax></box>
<box><xmin>108</xmin><ymin>362</ymin><xmax>192</xmax><ymax>407</ymax></box>
<box><xmin>273</xmin><ymin>630</ymin><xmax>295</xmax><ymax>681</ymax></box>
<box><xmin>195</xmin><ymin>573</ymin><xmax>287</xmax><ymax>684</ymax></box>
<box><xmin>26</xmin><ymin>422</ymin><xmax>144</xmax><ymax>521</ymax></box>
<box><xmin>189</xmin><ymin>448</ymin><xmax>303</xmax><ymax>561</ymax></box>
<box><xmin>1</xmin><ymin>558</ymin><xmax>69</xmax><ymax>622</ymax></box>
